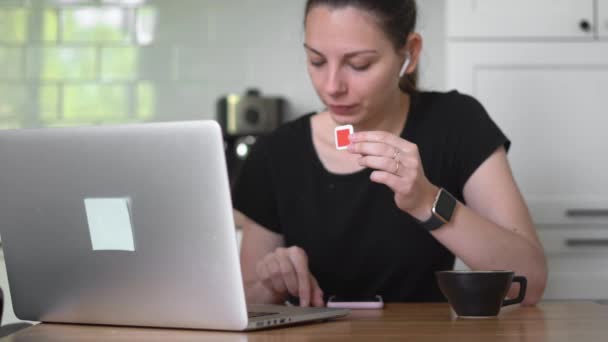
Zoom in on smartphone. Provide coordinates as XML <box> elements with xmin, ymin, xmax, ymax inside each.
<box><xmin>326</xmin><ymin>295</ymin><xmax>384</xmax><ymax>309</ymax></box>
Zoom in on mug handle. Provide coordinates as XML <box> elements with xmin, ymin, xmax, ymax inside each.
<box><xmin>502</xmin><ymin>276</ymin><xmax>527</xmax><ymax>306</ymax></box>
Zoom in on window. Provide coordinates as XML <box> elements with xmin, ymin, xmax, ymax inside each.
<box><xmin>0</xmin><ymin>0</ymin><xmax>158</xmax><ymax>128</ymax></box>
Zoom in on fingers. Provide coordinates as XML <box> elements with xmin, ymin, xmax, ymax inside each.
<box><xmin>358</xmin><ymin>154</ymin><xmax>420</xmax><ymax>176</ymax></box>
<box><xmin>347</xmin><ymin>141</ymin><xmax>395</xmax><ymax>158</ymax></box>
<box><xmin>370</xmin><ymin>170</ymin><xmax>406</xmax><ymax>193</ymax></box>
<box><xmin>287</xmin><ymin>247</ymin><xmax>313</xmax><ymax>307</ymax></box>
<box><xmin>349</xmin><ymin>131</ymin><xmax>416</xmax><ymax>152</ymax></box>
<box><xmin>310</xmin><ymin>275</ymin><xmax>325</xmax><ymax>307</ymax></box>
<box><xmin>256</xmin><ymin>246</ymin><xmax>323</xmax><ymax>307</ymax></box>
<box><xmin>348</xmin><ymin>135</ymin><xmax>420</xmax><ymax>170</ymax></box>
<box><xmin>357</xmin><ymin>155</ymin><xmax>397</xmax><ymax>173</ymax></box>
<box><xmin>258</xmin><ymin>254</ymin><xmax>288</xmax><ymax>295</ymax></box>
<box><xmin>276</xmin><ymin>250</ymin><xmax>299</xmax><ymax>296</ymax></box>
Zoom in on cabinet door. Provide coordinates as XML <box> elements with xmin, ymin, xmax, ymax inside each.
<box><xmin>447</xmin><ymin>42</ymin><xmax>608</xmax><ymax>225</ymax></box>
<box><xmin>601</xmin><ymin>0</ymin><xmax>608</xmax><ymax>38</ymax></box>
<box><xmin>447</xmin><ymin>0</ymin><xmax>595</xmax><ymax>39</ymax></box>
<box><xmin>538</xmin><ymin>227</ymin><xmax>608</xmax><ymax>300</ymax></box>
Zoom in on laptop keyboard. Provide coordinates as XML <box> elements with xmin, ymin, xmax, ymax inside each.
<box><xmin>248</xmin><ymin>311</ymin><xmax>278</xmax><ymax>318</ymax></box>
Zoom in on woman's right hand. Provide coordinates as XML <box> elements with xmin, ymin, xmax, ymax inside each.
<box><xmin>255</xmin><ymin>246</ymin><xmax>325</xmax><ymax>307</ymax></box>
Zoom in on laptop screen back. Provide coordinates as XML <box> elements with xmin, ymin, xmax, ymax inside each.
<box><xmin>0</xmin><ymin>121</ymin><xmax>249</xmax><ymax>330</ymax></box>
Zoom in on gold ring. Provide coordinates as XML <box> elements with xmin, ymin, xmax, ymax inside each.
<box><xmin>394</xmin><ymin>161</ymin><xmax>401</xmax><ymax>175</ymax></box>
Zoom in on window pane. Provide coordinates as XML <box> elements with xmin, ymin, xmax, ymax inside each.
<box><xmin>136</xmin><ymin>6</ymin><xmax>157</xmax><ymax>45</ymax></box>
<box><xmin>0</xmin><ymin>83</ymin><xmax>25</xmax><ymax>128</ymax></box>
<box><xmin>43</xmin><ymin>9</ymin><xmax>59</xmax><ymax>42</ymax></box>
<box><xmin>0</xmin><ymin>47</ymin><xmax>22</xmax><ymax>80</ymax></box>
<box><xmin>137</xmin><ymin>81</ymin><xmax>154</xmax><ymax>120</ymax></box>
<box><xmin>62</xmin><ymin>7</ymin><xmax>129</xmax><ymax>42</ymax></box>
<box><xmin>63</xmin><ymin>84</ymin><xmax>128</xmax><ymax>124</ymax></box>
<box><xmin>101</xmin><ymin>47</ymin><xmax>137</xmax><ymax>80</ymax></box>
<box><xmin>31</xmin><ymin>47</ymin><xmax>97</xmax><ymax>80</ymax></box>
<box><xmin>40</xmin><ymin>84</ymin><xmax>59</xmax><ymax>123</ymax></box>
<box><xmin>0</xmin><ymin>8</ymin><xmax>27</xmax><ymax>42</ymax></box>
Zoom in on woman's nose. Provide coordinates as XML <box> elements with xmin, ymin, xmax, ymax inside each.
<box><xmin>324</xmin><ymin>69</ymin><xmax>347</xmax><ymax>97</ymax></box>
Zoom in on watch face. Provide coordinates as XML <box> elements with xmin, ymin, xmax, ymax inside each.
<box><xmin>434</xmin><ymin>189</ymin><xmax>457</xmax><ymax>223</ymax></box>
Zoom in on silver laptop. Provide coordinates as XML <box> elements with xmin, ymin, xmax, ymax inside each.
<box><xmin>0</xmin><ymin>121</ymin><xmax>348</xmax><ymax>331</ymax></box>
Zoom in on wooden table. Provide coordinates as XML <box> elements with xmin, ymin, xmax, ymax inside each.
<box><xmin>4</xmin><ymin>302</ymin><xmax>608</xmax><ymax>341</ymax></box>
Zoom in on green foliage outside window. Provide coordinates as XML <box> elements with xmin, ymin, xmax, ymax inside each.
<box><xmin>39</xmin><ymin>85</ymin><xmax>58</xmax><ymax>124</ymax></box>
<box><xmin>0</xmin><ymin>47</ymin><xmax>22</xmax><ymax>79</ymax></box>
<box><xmin>0</xmin><ymin>83</ymin><xmax>25</xmax><ymax>129</ymax></box>
<box><xmin>38</xmin><ymin>47</ymin><xmax>98</xmax><ymax>80</ymax></box>
<box><xmin>137</xmin><ymin>82</ymin><xmax>155</xmax><ymax>120</ymax></box>
<box><xmin>63</xmin><ymin>84</ymin><xmax>128</xmax><ymax>124</ymax></box>
<box><xmin>43</xmin><ymin>9</ymin><xmax>58</xmax><ymax>42</ymax></box>
<box><xmin>0</xmin><ymin>8</ymin><xmax>27</xmax><ymax>42</ymax></box>
<box><xmin>102</xmin><ymin>47</ymin><xmax>137</xmax><ymax>80</ymax></box>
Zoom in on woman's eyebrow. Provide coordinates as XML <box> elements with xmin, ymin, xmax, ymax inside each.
<box><xmin>303</xmin><ymin>43</ymin><xmax>324</xmax><ymax>56</ymax></box>
<box><xmin>303</xmin><ymin>43</ymin><xmax>378</xmax><ymax>58</ymax></box>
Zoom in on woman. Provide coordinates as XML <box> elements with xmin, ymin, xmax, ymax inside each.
<box><xmin>233</xmin><ymin>0</ymin><xmax>547</xmax><ymax>307</ymax></box>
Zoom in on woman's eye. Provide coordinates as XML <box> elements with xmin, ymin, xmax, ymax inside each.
<box><xmin>351</xmin><ymin>63</ymin><xmax>370</xmax><ymax>71</ymax></box>
<box><xmin>310</xmin><ymin>60</ymin><xmax>325</xmax><ymax>67</ymax></box>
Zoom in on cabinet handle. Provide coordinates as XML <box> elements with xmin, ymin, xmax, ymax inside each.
<box><xmin>566</xmin><ymin>239</ymin><xmax>608</xmax><ymax>247</ymax></box>
<box><xmin>579</xmin><ymin>19</ymin><xmax>592</xmax><ymax>32</ymax></box>
<box><xmin>566</xmin><ymin>209</ymin><xmax>608</xmax><ymax>218</ymax></box>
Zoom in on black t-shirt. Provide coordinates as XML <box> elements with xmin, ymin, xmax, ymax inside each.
<box><xmin>233</xmin><ymin>91</ymin><xmax>510</xmax><ymax>302</ymax></box>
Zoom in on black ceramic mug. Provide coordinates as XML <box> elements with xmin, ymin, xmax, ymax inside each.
<box><xmin>436</xmin><ymin>270</ymin><xmax>527</xmax><ymax>318</ymax></box>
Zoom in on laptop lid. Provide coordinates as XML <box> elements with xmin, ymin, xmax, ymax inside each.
<box><xmin>0</xmin><ymin>121</ymin><xmax>251</xmax><ymax>330</ymax></box>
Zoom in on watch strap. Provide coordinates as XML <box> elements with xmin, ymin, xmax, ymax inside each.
<box><xmin>419</xmin><ymin>213</ymin><xmax>446</xmax><ymax>231</ymax></box>
<box><xmin>418</xmin><ymin>188</ymin><xmax>457</xmax><ymax>231</ymax></box>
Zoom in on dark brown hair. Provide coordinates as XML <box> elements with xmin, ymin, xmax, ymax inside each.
<box><xmin>304</xmin><ymin>0</ymin><xmax>418</xmax><ymax>94</ymax></box>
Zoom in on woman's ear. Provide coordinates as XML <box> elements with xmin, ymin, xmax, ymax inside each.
<box><xmin>400</xmin><ymin>33</ymin><xmax>423</xmax><ymax>76</ymax></box>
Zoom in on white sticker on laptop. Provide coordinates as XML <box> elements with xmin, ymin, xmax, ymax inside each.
<box><xmin>84</xmin><ymin>197</ymin><xmax>135</xmax><ymax>252</ymax></box>
<box><xmin>335</xmin><ymin>124</ymin><xmax>354</xmax><ymax>150</ymax></box>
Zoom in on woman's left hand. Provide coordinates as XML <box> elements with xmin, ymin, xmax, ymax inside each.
<box><xmin>348</xmin><ymin>131</ymin><xmax>438</xmax><ymax>221</ymax></box>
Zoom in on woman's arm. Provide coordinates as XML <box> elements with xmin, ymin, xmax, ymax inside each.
<box><xmin>235</xmin><ymin>210</ymin><xmax>325</xmax><ymax>306</ymax></box>
<box><xmin>430</xmin><ymin>147</ymin><xmax>547</xmax><ymax>305</ymax></box>
<box><xmin>350</xmin><ymin>131</ymin><xmax>547</xmax><ymax>305</ymax></box>
<box><xmin>236</xmin><ymin>209</ymin><xmax>286</xmax><ymax>304</ymax></box>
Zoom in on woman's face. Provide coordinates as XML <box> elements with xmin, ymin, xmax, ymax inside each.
<box><xmin>304</xmin><ymin>5</ymin><xmax>405</xmax><ymax>126</ymax></box>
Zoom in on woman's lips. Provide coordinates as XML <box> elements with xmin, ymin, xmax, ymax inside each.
<box><xmin>328</xmin><ymin>104</ymin><xmax>358</xmax><ymax>115</ymax></box>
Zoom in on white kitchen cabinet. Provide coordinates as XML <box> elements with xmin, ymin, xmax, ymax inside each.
<box><xmin>538</xmin><ymin>227</ymin><xmax>608</xmax><ymax>299</ymax></box>
<box><xmin>456</xmin><ymin>226</ymin><xmax>608</xmax><ymax>300</ymax></box>
<box><xmin>446</xmin><ymin>0</ymin><xmax>595</xmax><ymax>39</ymax></box>
<box><xmin>447</xmin><ymin>1</ymin><xmax>608</xmax><ymax>300</ymax></box>
<box><xmin>447</xmin><ymin>42</ymin><xmax>608</xmax><ymax>226</ymax></box>
<box><xmin>446</xmin><ymin>43</ymin><xmax>608</xmax><ymax>298</ymax></box>
<box><xmin>601</xmin><ymin>0</ymin><xmax>608</xmax><ymax>38</ymax></box>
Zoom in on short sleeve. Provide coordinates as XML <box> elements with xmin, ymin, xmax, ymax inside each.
<box><xmin>232</xmin><ymin>136</ymin><xmax>282</xmax><ymax>234</ymax></box>
<box><xmin>452</xmin><ymin>94</ymin><xmax>511</xmax><ymax>192</ymax></box>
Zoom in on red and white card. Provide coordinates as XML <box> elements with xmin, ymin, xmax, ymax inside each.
<box><xmin>334</xmin><ymin>124</ymin><xmax>354</xmax><ymax>150</ymax></box>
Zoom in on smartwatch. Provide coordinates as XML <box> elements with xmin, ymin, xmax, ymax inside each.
<box><xmin>418</xmin><ymin>188</ymin><xmax>457</xmax><ymax>231</ymax></box>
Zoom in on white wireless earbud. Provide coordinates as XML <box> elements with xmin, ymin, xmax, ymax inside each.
<box><xmin>399</xmin><ymin>54</ymin><xmax>411</xmax><ymax>78</ymax></box>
